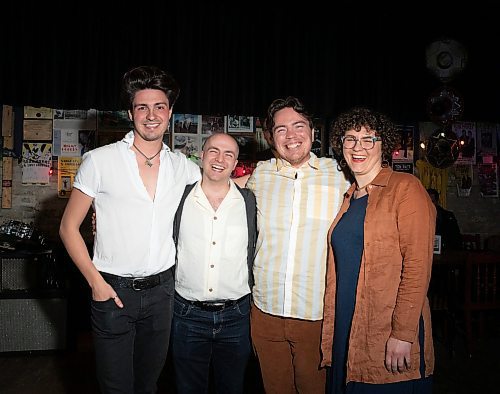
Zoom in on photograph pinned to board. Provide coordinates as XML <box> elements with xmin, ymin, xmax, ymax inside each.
<box><xmin>201</xmin><ymin>115</ymin><xmax>225</xmax><ymax>135</ymax></box>
<box><xmin>227</xmin><ymin>115</ymin><xmax>254</xmax><ymax>133</ymax></box>
<box><xmin>173</xmin><ymin>134</ymin><xmax>201</xmax><ymax>164</ymax></box>
<box><xmin>173</xmin><ymin>114</ymin><xmax>200</xmax><ymax>134</ymax></box>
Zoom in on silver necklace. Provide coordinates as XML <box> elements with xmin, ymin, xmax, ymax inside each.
<box><xmin>133</xmin><ymin>143</ymin><xmax>162</xmax><ymax>167</ymax></box>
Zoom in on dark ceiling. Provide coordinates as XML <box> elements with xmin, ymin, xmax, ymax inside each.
<box><xmin>1</xmin><ymin>4</ymin><xmax>498</xmax><ymax>124</ymax></box>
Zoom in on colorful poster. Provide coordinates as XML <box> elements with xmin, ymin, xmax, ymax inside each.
<box><xmin>21</xmin><ymin>143</ymin><xmax>52</xmax><ymax>184</ymax></box>
<box><xmin>58</xmin><ymin>157</ymin><xmax>82</xmax><ymax>198</ymax></box>
<box><xmin>452</xmin><ymin>121</ymin><xmax>476</xmax><ymax>164</ymax></box>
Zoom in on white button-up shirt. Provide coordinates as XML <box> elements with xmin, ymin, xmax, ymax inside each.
<box><xmin>175</xmin><ymin>180</ymin><xmax>250</xmax><ymax>301</ymax></box>
<box><xmin>73</xmin><ymin>131</ymin><xmax>201</xmax><ymax>277</ymax></box>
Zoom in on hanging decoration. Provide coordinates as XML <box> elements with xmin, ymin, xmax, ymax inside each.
<box><xmin>426</xmin><ymin>85</ymin><xmax>464</xmax><ymax>126</ymax></box>
<box><xmin>426</xmin><ymin>38</ymin><xmax>468</xmax><ymax>84</ymax></box>
<box><xmin>425</xmin><ymin>128</ymin><xmax>460</xmax><ymax>169</ymax></box>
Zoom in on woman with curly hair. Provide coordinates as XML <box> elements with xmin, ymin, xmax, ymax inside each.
<box><xmin>321</xmin><ymin>107</ymin><xmax>436</xmax><ymax>394</ymax></box>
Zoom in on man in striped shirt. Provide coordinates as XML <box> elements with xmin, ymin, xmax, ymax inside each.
<box><xmin>237</xmin><ymin>96</ymin><xmax>351</xmax><ymax>393</ymax></box>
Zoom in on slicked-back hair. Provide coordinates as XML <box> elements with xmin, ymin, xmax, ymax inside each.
<box><xmin>330</xmin><ymin>107</ymin><xmax>399</xmax><ymax>162</ymax></box>
<box><xmin>121</xmin><ymin>66</ymin><xmax>180</xmax><ymax>111</ymax></box>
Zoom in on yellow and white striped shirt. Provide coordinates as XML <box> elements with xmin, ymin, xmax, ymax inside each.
<box><xmin>247</xmin><ymin>153</ymin><xmax>351</xmax><ymax>320</ymax></box>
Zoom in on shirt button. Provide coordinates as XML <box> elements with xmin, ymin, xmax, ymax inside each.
<box><xmin>209</xmin><ymin>288</ymin><xmax>213</xmax><ymax>292</ymax></box>
<box><xmin>212</xmin><ymin>241</ymin><xmax>216</xmax><ymax>245</ymax></box>
<box><xmin>210</xmin><ymin>264</ymin><xmax>214</xmax><ymax>268</ymax></box>
<box><xmin>214</xmin><ymin>216</ymin><xmax>217</xmax><ymax>220</ymax></box>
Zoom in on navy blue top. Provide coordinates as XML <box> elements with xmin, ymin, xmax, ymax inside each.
<box><xmin>327</xmin><ymin>194</ymin><xmax>432</xmax><ymax>394</ymax></box>
<box><xmin>328</xmin><ymin>195</ymin><xmax>367</xmax><ymax>394</ymax></box>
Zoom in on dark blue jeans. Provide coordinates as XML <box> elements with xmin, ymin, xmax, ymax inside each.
<box><xmin>91</xmin><ymin>272</ymin><xmax>174</xmax><ymax>394</ymax></box>
<box><xmin>171</xmin><ymin>293</ymin><xmax>251</xmax><ymax>394</ymax></box>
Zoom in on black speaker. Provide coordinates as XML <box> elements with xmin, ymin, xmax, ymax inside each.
<box><xmin>0</xmin><ymin>257</ymin><xmax>38</xmax><ymax>291</ymax></box>
<box><xmin>0</xmin><ymin>297</ymin><xmax>67</xmax><ymax>352</ymax></box>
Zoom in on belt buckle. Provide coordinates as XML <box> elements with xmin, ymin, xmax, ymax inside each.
<box><xmin>132</xmin><ymin>278</ymin><xmax>147</xmax><ymax>291</ymax></box>
<box><xmin>200</xmin><ymin>302</ymin><xmax>225</xmax><ymax>311</ymax></box>
<box><xmin>210</xmin><ymin>302</ymin><xmax>225</xmax><ymax>311</ymax></box>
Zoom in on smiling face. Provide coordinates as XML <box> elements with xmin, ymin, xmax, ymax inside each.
<box><xmin>201</xmin><ymin>134</ymin><xmax>239</xmax><ymax>183</ymax></box>
<box><xmin>343</xmin><ymin>126</ymin><xmax>382</xmax><ymax>183</ymax></box>
<box><xmin>128</xmin><ymin>89</ymin><xmax>172</xmax><ymax>142</ymax></box>
<box><xmin>272</xmin><ymin>107</ymin><xmax>313</xmax><ymax>168</ymax></box>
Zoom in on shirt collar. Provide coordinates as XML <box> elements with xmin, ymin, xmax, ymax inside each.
<box><xmin>275</xmin><ymin>152</ymin><xmax>320</xmax><ymax>171</ymax></box>
<box><xmin>193</xmin><ymin>179</ymin><xmax>241</xmax><ymax>200</ymax></box>
<box><xmin>122</xmin><ymin>130</ymin><xmax>171</xmax><ymax>152</ymax></box>
<box><xmin>370</xmin><ymin>166</ymin><xmax>393</xmax><ymax>187</ymax></box>
<box><xmin>344</xmin><ymin>166</ymin><xmax>393</xmax><ymax>198</ymax></box>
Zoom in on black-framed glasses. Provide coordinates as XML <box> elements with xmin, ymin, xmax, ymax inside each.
<box><xmin>341</xmin><ymin>135</ymin><xmax>381</xmax><ymax>150</ymax></box>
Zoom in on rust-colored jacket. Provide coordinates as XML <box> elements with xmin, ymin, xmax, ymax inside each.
<box><xmin>320</xmin><ymin>167</ymin><xmax>436</xmax><ymax>384</ymax></box>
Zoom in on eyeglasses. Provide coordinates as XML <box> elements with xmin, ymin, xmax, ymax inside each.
<box><xmin>341</xmin><ymin>135</ymin><xmax>381</xmax><ymax>150</ymax></box>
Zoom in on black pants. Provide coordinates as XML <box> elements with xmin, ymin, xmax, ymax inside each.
<box><xmin>91</xmin><ymin>270</ymin><xmax>174</xmax><ymax>394</ymax></box>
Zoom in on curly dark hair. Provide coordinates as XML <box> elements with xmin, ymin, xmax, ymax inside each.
<box><xmin>121</xmin><ymin>65</ymin><xmax>180</xmax><ymax>111</ymax></box>
<box><xmin>265</xmin><ymin>96</ymin><xmax>314</xmax><ymax>133</ymax></box>
<box><xmin>330</xmin><ymin>107</ymin><xmax>399</xmax><ymax>162</ymax></box>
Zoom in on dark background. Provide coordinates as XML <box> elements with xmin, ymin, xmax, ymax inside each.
<box><xmin>1</xmin><ymin>3</ymin><xmax>498</xmax><ymax>123</ymax></box>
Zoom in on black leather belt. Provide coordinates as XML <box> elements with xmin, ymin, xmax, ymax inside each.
<box><xmin>100</xmin><ymin>268</ymin><xmax>172</xmax><ymax>291</ymax></box>
<box><xmin>178</xmin><ymin>293</ymin><xmax>249</xmax><ymax>312</ymax></box>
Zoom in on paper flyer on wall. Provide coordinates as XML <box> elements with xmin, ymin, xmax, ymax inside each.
<box><xmin>21</xmin><ymin>143</ymin><xmax>52</xmax><ymax>185</ymax></box>
<box><xmin>452</xmin><ymin>121</ymin><xmax>476</xmax><ymax>164</ymax></box>
<box><xmin>58</xmin><ymin>157</ymin><xmax>82</xmax><ymax>198</ymax></box>
<box><xmin>53</xmin><ymin>129</ymin><xmax>96</xmax><ymax>157</ymax></box>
